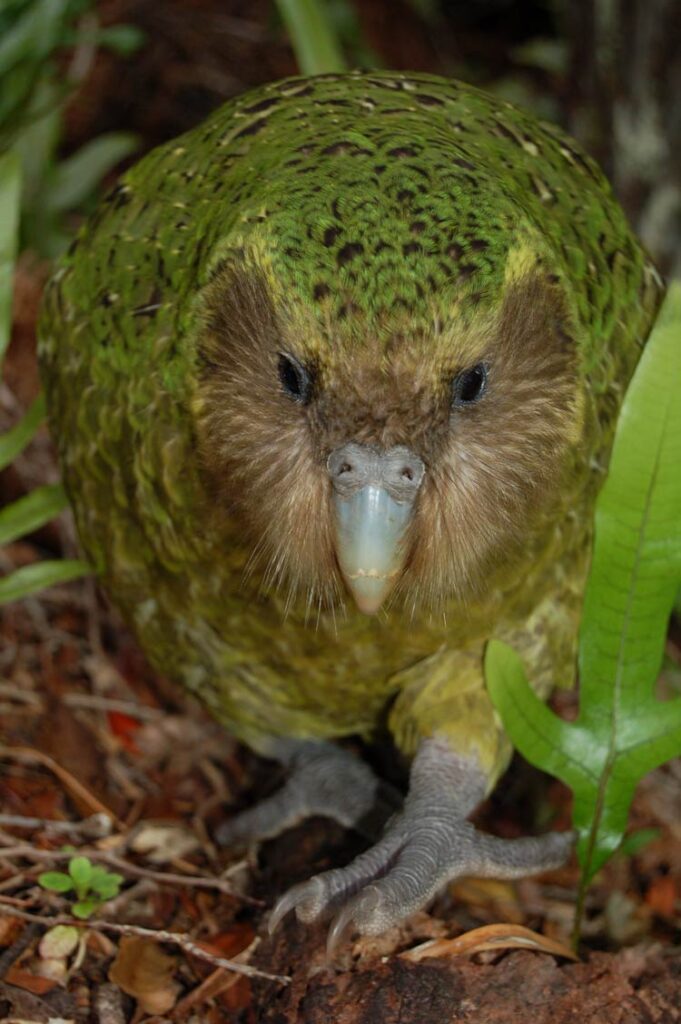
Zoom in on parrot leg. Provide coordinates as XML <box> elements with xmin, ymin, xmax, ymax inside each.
<box><xmin>269</xmin><ymin>737</ymin><xmax>573</xmax><ymax>951</ymax></box>
<box><xmin>216</xmin><ymin>738</ymin><xmax>398</xmax><ymax>846</ymax></box>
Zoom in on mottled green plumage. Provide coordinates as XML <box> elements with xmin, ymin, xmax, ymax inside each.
<box><xmin>39</xmin><ymin>71</ymin><xmax>662</xmax><ymax>791</ymax></box>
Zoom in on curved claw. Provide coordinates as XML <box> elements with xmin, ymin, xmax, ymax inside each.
<box><xmin>268</xmin><ymin>876</ymin><xmax>326</xmax><ymax>934</ymax></box>
<box><xmin>326</xmin><ymin>885</ymin><xmax>381</xmax><ymax>958</ymax></box>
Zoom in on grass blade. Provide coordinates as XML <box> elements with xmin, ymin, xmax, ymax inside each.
<box><xmin>0</xmin><ymin>482</ymin><xmax>69</xmax><ymax>545</ymax></box>
<box><xmin>0</xmin><ymin>149</ymin><xmax>22</xmax><ymax>367</ymax></box>
<box><xmin>0</xmin><ymin>392</ymin><xmax>47</xmax><ymax>470</ymax></box>
<box><xmin>0</xmin><ymin>558</ymin><xmax>90</xmax><ymax>604</ymax></box>
<box><xmin>275</xmin><ymin>0</ymin><xmax>347</xmax><ymax>74</ymax></box>
<box><xmin>47</xmin><ymin>132</ymin><xmax>138</xmax><ymax>213</ymax></box>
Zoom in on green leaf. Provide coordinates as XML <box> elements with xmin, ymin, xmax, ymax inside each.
<box><xmin>487</xmin><ymin>284</ymin><xmax>681</xmax><ymax>939</ymax></box>
<box><xmin>68</xmin><ymin>855</ymin><xmax>93</xmax><ymax>896</ymax></box>
<box><xmin>275</xmin><ymin>0</ymin><xmax>347</xmax><ymax>74</ymax></box>
<box><xmin>0</xmin><ymin>149</ymin><xmax>22</xmax><ymax>369</ymax></box>
<box><xmin>0</xmin><ymin>482</ymin><xmax>69</xmax><ymax>546</ymax></box>
<box><xmin>71</xmin><ymin>899</ymin><xmax>98</xmax><ymax>919</ymax></box>
<box><xmin>0</xmin><ymin>557</ymin><xmax>90</xmax><ymax>604</ymax></box>
<box><xmin>46</xmin><ymin>132</ymin><xmax>138</xmax><ymax>213</ymax></box>
<box><xmin>485</xmin><ymin>639</ymin><xmax>593</xmax><ymax>786</ymax></box>
<box><xmin>574</xmin><ymin>283</ymin><xmax>681</xmax><ymax>877</ymax></box>
<box><xmin>89</xmin><ymin>867</ymin><xmax>123</xmax><ymax>898</ymax></box>
<box><xmin>13</xmin><ymin>76</ymin><xmax>61</xmax><ymax>208</ymax></box>
<box><xmin>0</xmin><ymin>0</ymin><xmax>74</xmax><ymax>150</ymax></box>
<box><xmin>95</xmin><ymin>23</ymin><xmax>145</xmax><ymax>56</ymax></box>
<box><xmin>0</xmin><ymin>0</ymin><xmax>72</xmax><ymax>77</ymax></box>
<box><xmin>0</xmin><ymin>392</ymin><xmax>46</xmax><ymax>471</ymax></box>
<box><xmin>618</xmin><ymin>827</ymin><xmax>661</xmax><ymax>857</ymax></box>
<box><xmin>38</xmin><ymin>870</ymin><xmax>74</xmax><ymax>893</ymax></box>
<box><xmin>512</xmin><ymin>38</ymin><xmax>568</xmax><ymax>75</ymax></box>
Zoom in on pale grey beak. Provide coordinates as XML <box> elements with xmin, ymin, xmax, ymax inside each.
<box><xmin>328</xmin><ymin>444</ymin><xmax>425</xmax><ymax>615</ymax></box>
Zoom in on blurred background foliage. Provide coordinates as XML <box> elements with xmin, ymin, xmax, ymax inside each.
<box><xmin>0</xmin><ymin>0</ymin><xmax>145</xmax><ymax>601</ymax></box>
<box><xmin>0</xmin><ymin>0</ymin><xmax>679</xmax><ymax>600</ymax></box>
<box><xmin>1</xmin><ymin>0</ymin><xmax>141</xmax><ymax>258</ymax></box>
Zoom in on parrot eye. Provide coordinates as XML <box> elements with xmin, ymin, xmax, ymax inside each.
<box><xmin>451</xmin><ymin>363</ymin><xmax>488</xmax><ymax>408</ymax></box>
<box><xmin>278</xmin><ymin>352</ymin><xmax>312</xmax><ymax>405</ymax></box>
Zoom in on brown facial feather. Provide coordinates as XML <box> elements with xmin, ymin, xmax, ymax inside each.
<box><xmin>403</xmin><ymin>274</ymin><xmax>584</xmax><ymax>611</ymax></box>
<box><xmin>194</xmin><ymin>259</ymin><xmax>585</xmax><ymax>615</ymax></box>
<box><xmin>195</xmin><ymin>262</ymin><xmax>340</xmax><ymax>612</ymax></box>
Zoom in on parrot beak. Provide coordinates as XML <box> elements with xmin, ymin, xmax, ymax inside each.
<box><xmin>332</xmin><ymin>485</ymin><xmax>414</xmax><ymax>614</ymax></box>
<box><xmin>328</xmin><ymin>444</ymin><xmax>425</xmax><ymax>615</ymax></box>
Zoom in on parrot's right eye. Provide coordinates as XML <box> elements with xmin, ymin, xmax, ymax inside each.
<box><xmin>278</xmin><ymin>352</ymin><xmax>313</xmax><ymax>405</ymax></box>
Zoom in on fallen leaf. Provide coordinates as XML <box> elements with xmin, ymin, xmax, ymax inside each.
<box><xmin>34</xmin><ymin>957</ymin><xmax>69</xmax><ymax>985</ymax></box>
<box><xmin>107</xmin><ymin>710</ymin><xmax>142</xmax><ymax>752</ymax></box>
<box><xmin>645</xmin><ymin>874</ymin><xmax>678</xmax><ymax>918</ymax></box>
<box><xmin>170</xmin><ymin>966</ymin><xmax>241</xmax><ymax>1017</ymax></box>
<box><xmin>0</xmin><ymin>915</ymin><xmax>21</xmax><ymax>946</ymax></box>
<box><xmin>401</xmin><ymin>922</ymin><xmax>578</xmax><ymax>963</ymax></box>
<box><xmin>108</xmin><ymin>936</ymin><xmax>180</xmax><ymax>1015</ymax></box>
<box><xmin>219</xmin><ymin>975</ymin><xmax>252</xmax><ymax>1012</ymax></box>
<box><xmin>36</xmin><ymin>925</ymin><xmax>86</xmax><ymax>985</ymax></box>
<box><xmin>0</xmin><ymin>745</ymin><xmax>121</xmax><ymax>828</ymax></box>
<box><xmin>197</xmin><ymin>923</ymin><xmax>255</xmax><ymax>959</ymax></box>
<box><xmin>129</xmin><ymin>822</ymin><xmax>199</xmax><ymax>863</ymax></box>
<box><xmin>449</xmin><ymin>878</ymin><xmax>525</xmax><ymax>922</ymax></box>
<box><xmin>5</xmin><ymin>965</ymin><xmax>59</xmax><ymax>995</ymax></box>
<box><xmin>0</xmin><ymin>974</ymin><xmax>76</xmax><ymax>1023</ymax></box>
<box><xmin>39</xmin><ymin>925</ymin><xmax>81</xmax><ymax>961</ymax></box>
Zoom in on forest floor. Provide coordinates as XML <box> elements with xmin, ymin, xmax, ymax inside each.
<box><xmin>2</xmin><ymin>548</ymin><xmax>681</xmax><ymax>1023</ymax></box>
<box><xmin>2</xmin><ymin>2</ymin><xmax>681</xmax><ymax>1021</ymax></box>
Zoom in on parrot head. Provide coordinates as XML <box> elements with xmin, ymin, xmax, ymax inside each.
<box><xmin>194</xmin><ymin>218</ymin><xmax>585</xmax><ymax>619</ymax></box>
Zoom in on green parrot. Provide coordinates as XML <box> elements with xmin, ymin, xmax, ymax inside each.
<box><xmin>39</xmin><ymin>71</ymin><xmax>663</xmax><ymax>945</ymax></box>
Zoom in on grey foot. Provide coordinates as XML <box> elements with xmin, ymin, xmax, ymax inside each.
<box><xmin>269</xmin><ymin>738</ymin><xmax>575</xmax><ymax>952</ymax></box>
<box><xmin>216</xmin><ymin>739</ymin><xmax>397</xmax><ymax>846</ymax></box>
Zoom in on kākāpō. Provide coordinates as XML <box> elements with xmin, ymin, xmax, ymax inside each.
<box><xmin>38</xmin><ymin>71</ymin><xmax>663</xmax><ymax>946</ymax></box>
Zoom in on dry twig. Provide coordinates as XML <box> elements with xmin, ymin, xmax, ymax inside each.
<box><xmin>0</xmin><ymin>904</ymin><xmax>290</xmax><ymax>984</ymax></box>
<box><xmin>0</xmin><ymin>844</ymin><xmax>260</xmax><ymax>902</ymax></box>
<box><xmin>0</xmin><ymin>745</ymin><xmax>123</xmax><ymax>828</ymax></box>
<box><xmin>62</xmin><ymin>693</ymin><xmax>164</xmax><ymax>721</ymax></box>
<box><xmin>0</xmin><ymin>813</ymin><xmax>113</xmax><ymax>838</ymax></box>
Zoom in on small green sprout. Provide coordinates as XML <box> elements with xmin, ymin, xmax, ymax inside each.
<box><xmin>39</xmin><ymin>856</ymin><xmax>123</xmax><ymax>919</ymax></box>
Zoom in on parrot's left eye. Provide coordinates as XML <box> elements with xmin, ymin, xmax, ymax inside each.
<box><xmin>451</xmin><ymin>363</ymin><xmax>488</xmax><ymax>408</ymax></box>
<box><xmin>278</xmin><ymin>352</ymin><xmax>313</xmax><ymax>405</ymax></box>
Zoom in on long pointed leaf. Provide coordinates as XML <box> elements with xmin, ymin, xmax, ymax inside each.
<box><xmin>0</xmin><ymin>149</ymin><xmax>22</xmax><ymax>367</ymax></box>
<box><xmin>0</xmin><ymin>0</ymin><xmax>71</xmax><ymax>76</ymax></box>
<box><xmin>47</xmin><ymin>132</ymin><xmax>138</xmax><ymax>213</ymax></box>
<box><xmin>485</xmin><ymin>639</ymin><xmax>594</xmax><ymax>787</ymax></box>
<box><xmin>0</xmin><ymin>559</ymin><xmax>90</xmax><ymax>604</ymax></box>
<box><xmin>275</xmin><ymin>0</ymin><xmax>347</xmax><ymax>74</ymax></box>
<box><xmin>0</xmin><ymin>393</ymin><xmax>47</xmax><ymax>470</ymax></box>
<box><xmin>0</xmin><ymin>483</ymin><xmax>69</xmax><ymax>546</ymax></box>
<box><xmin>488</xmin><ymin>285</ymin><xmax>681</xmax><ymax>906</ymax></box>
<box><xmin>579</xmin><ymin>286</ymin><xmax>681</xmax><ymax>716</ymax></box>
